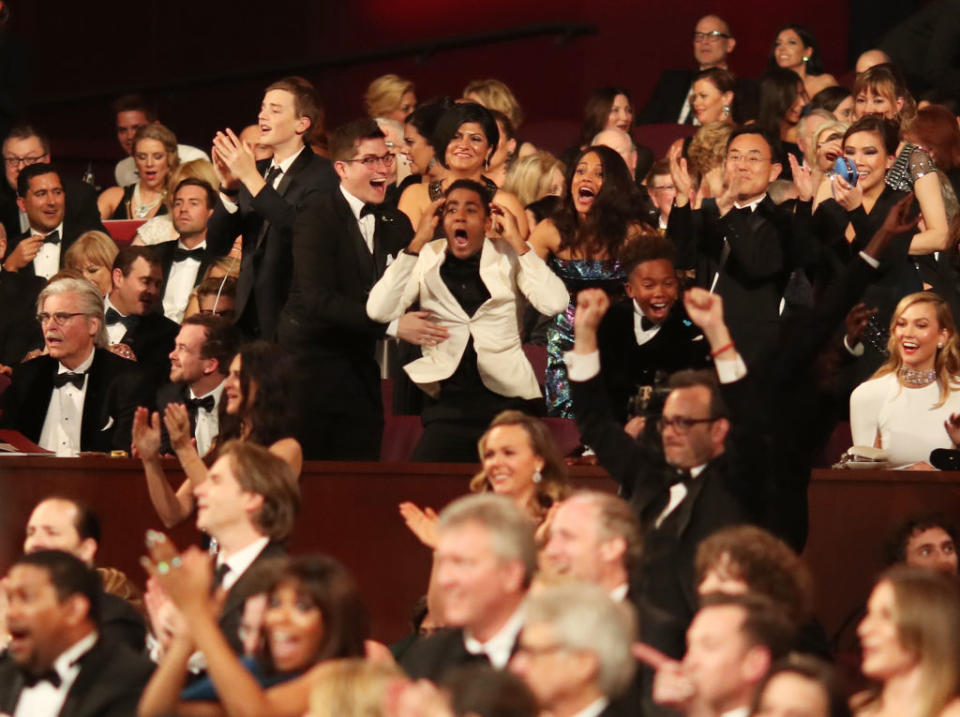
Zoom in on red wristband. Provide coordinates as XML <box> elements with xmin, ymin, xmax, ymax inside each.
<box><xmin>710</xmin><ymin>341</ymin><xmax>735</xmax><ymax>358</ymax></box>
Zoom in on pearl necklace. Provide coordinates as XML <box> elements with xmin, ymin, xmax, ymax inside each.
<box><xmin>899</xmin><ymin>366</ymin><xmax>937</xmax><ymax>387</ymax></box>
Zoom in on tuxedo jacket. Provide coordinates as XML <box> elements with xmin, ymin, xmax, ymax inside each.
<box><xmin>0</xmin><ymin>267</ymin><xmax>44</xmax><ymax>365</ymax></box>
<box><xmin>399</xmin><ymin>628</ymin><xmax>511</xmax><ymax>682</ymax></box>
<box><xmin>5</xmin><ymin>214</ymin><xmax>105</xmax><ymax>281</ymax></box>
<box><xmin>366</xmin><ymin>238</ymin><xmax>568</xmax><ymax>399</ymax></box>
<box><xmin>277</xmin><ymin>188</ymin><xmax>412</xmax><ymax>415</ymax></box>
<box><xmin>0</xmin><ymin>348</ymin><xmax>147</xmax><ymax>453</ymax></box>
<box><xmin>0</xmin><ymin>178</ymin><xmax>105</xmax><ymax>256</ymax></box>
<box><xmin>206</xmin><ymin>150</ymin><xmax>338</xmax><ymax>339</ymax></box>
<box><xmin>0</xmin><ymin>637</ymin><xmax>154</xmax><ymax>717</ymax></box>
<box><xmin>637</xmin><ymin>68</ymin><xmax>759</xmax><ymax>124</ymax></box>
<box><xmin>150</xmin><ymin>238</ymin><xmax>217</xmax><ymax>301</ymax></box>
<box><xmin>154</xmin><ymin>380</ymin><xmax>225</xmax><ymax>456</ymax></box>
<box><xmin>597</xmin><ymin>302</ymin><xmax>711</xmax><ymax>422</ymax></box>
<box><xmin>219</xmin><ymin>541</ymin><xmax>286</xmax><ymax>654</ymax></box>
<box><xmin>113</xmin><ymin>311</ymin><xmax>179</xmax><ymax>387</ymax></box>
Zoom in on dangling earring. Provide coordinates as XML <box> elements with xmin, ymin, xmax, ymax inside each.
<box><xmin>483</xmin><ymin>157</ymin><xmax>490</xmax><ymax>171</ymax></box>
<box><xmin>532</xmin><ymin>467</ymin><xmax>543</xmax><ymax>484</ymax></box>
<box><xmin>722</xmin><ymin>105</ymin><xmax>730</xmax><ymax>119</ymax></box>
<box><xmin>939</xmin><ymin>342</ymin><xmax>945</xmax><ymax>349</ymax></box>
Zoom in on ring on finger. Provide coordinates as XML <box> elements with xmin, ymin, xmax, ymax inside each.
<box><xmin>157</xmin><ymin>561</ymin><xmax>170</xmax><ymax>575</ymax></box>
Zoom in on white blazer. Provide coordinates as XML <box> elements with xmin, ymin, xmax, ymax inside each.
<box><xmin>367</xmin><ymin>238</ymin><xmax>569</xmax><ymax>399</ymax></box>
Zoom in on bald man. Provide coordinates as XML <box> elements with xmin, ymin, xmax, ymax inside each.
<box><xmin>855</xmin><ymin>48</ymin><xmax>892</xmax><ymax>74</ymax></box>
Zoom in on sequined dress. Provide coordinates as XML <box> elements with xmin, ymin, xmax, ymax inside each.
<box><xmin>545</xmin><ymin>257</ymin><xmax>625</xmax><ymax>418</ymax></box>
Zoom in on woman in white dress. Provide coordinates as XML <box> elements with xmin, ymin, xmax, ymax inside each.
<box><xmin>850</xmin><ymin>291</ymin><xmax>960</xmax><ymax>467</ymax></box>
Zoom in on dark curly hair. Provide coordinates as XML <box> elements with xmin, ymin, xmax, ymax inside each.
<box><xmin>219</xmin><ymin>341</ymin><xmax>298</xmax><ymax>446</ymax></box>
<box><xmin>553</xmin><ymin>145</ymin><xmax>652</xmax><ymax>260</ymax></box>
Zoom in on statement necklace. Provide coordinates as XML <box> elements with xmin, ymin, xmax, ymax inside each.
<box><xmin>131</xmin><ymin>183</ymin><xmax>165</xmax><ymax>219</ymax></box>
<box><xmin>899</xmin><ymin>366</ymin><xmax>937</xmax><ymax>387</ymax></box>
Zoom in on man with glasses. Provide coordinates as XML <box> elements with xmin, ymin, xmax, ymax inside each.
<box><xmin>566</xmin><ymin>285</ymin><xmax>772</xmax><ymax>660</ymax></box>
<box><xmin>0</xmin><ymin>277</ymin><xmax>146</xmax><ymax>454</ymax></box>
<box><xmin>279</xmin><ymin>118</ymin><xmax>418</xmax><ymax>460</ymax></box>
<box><xmin>639</xmin><ymin>15</ymin><xmax>758</xmax><ymax>125</ymax></box>
<box><xmin>206</xmin><ymin>76</ymin><xmax>337</xmax><ymax>340</ymax></box>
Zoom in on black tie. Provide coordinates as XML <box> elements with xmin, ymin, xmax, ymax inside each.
<box><xmin>640</xmin><ymin>315</ymin><xmax>657</xmax><ymax>332</ymax></box>
<box><xmin>173</xmin><ymin>246</ymin><xmax>205</xmax><ymax>262</ymax></box>
<box><xmin>53</xmin><ymin>372</ymin><xmax>85</xmax><ymax>390</ymax></box>
<box><xmin>264</xmin><ymin>165</ymin><xmax>282</xmax><ymax>188</ymax></box>
<box><xmin>187</xmin><ymin>395</ymin><xmax>216</xmax><ymax>413</ymax></box>
<box><xmin>105</xmin><ymin>308</ymin><xmax>138</xmax><ymax>331</ymax></box>
<box><xmin>360</xmin><ymin>203</ymin><xmax>378</xmax><ymax>218</ymax></box>
<box><xmin>212</xmin><ymin>562</ymin><xmax>231</xmax><ymax>590</ymax></box>
<box><xmin>669</xmin><ymin>469</ymin><xmax>693</xmax><ymax>488</ymax></box>
<box><xmin>21</xmin><ymin>668</ymin><xmax>61</xmax><ymax>688</ymax></box>
<box><xmin>42</xmin><ymin>230</ymin><xmax>61</xmax><ymax>245</ymax></box>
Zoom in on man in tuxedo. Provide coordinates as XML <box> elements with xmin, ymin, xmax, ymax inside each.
<box><xmin>23</xmin><ymin>497</ymin><xmax>146</xmax><ymax>651</ymax></box>
<box><xmin>2</xmin><ymin>163</ymin><xmax>102</xmax><ymax>280</ymax></box>
<box><xmin>646</xmin><ymin>160</ymin><xmax>677</xmax><ymax>231</ymax></box>
<box><xmin>0</xmin><ymin>277</ymin><xmax>146</xmax><ymax>454</ymax></box>
<box><xmin>566</xmin><ymin>287</ymin><xmax>771</xmax><ymax>658</ymax></box>
<box><xmin>638</xmin><ymin>15</ymin><xmax>757</xmax><ymax>125</ymax></box>
<box><xmin>206</xmin><ymin>76</ymin><xmax>338</xmax><ymax>339</ymax></box>
<box><xmin>279</xmin><ymin>117</ymin><xmax>419</xmax><ymax>461</ymax></box>
<box><xmin>153</xmin><ymin>178</ymin><xmax>218</xmax><ymax>323</ymax></box>
<box><xmin>0</xmin><ymin>125</ymin><xmax>103</xmax><ymax>243</ymax></box>
<box><xmin>366</xmin><ymin>179</ymin><xmax>568</xmax><ymax>461</ymax></box>
<box><xmin>510</xmin><ymin>584</ymin><xmax>637</xmax><ymax>717</ymax></box>
<box><xmin>0</xmin><ymin>550</ymin><xmax>154</xmax><ymax>717</ymax></box>
<box><xmin>597</xmin><ymin>236</ymin><xmax>710</xmax><ymax>424</ymax></box>
<box><xmin>401</xmin><ymin>494</ymin><xmax>534</xmax><ymax>681</ymax></box>
<box><xmin>0</xmin><ymin>226</ymin><xmax>44</xmax><ymax>365</ymax></box>
<box><xmin>103</xmin><ymin>246</ymin><xmax>178</xmax><ymax>385</ymax></box>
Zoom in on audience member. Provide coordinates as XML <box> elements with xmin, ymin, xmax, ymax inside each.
<box><xmin>0</xmin><ymin>277</ymin><xmax>146</xmax><ymax>454</ymax></box>
<box><xmin>187</xmin><ymin>273</ymin><xmax>237</xmax><ymax>321</ymax></box>
<box><xmin>401</xmin><ymin>97</ymin><xmax>454</xmax><ymax>190</ymax></box>
<box><xmin>884</xmin><ymin>512</ymin><xmax>958</xmax><ymax>574</ymax></box>
<box><xmin>684</xmin><ymin>122</ymin><xmax>735</xmax><ymax>207</ymax></box>
<box><xmin>0</xmin><ymin>551</ymin><xmax>154</xmax><ymax>716</ymax></box>
<box><xmin>579</xmin><ymin>87</ymin><xmax>634</xmax><ymax>149</ymax></box>
<box><xmin>485</xmin><ymin>109</ymin><xmax>517</xmax><ymax>188</ymax></box>
<box><xmin>592</xmin><ymin>128</ymin><xmax>639</xmax><ymax>177</ymax></box>
<box><xmin>903</xmin><ymin>104</ymin><xmax>960</xmax><ymax>197</ymax></box>
<box><xmin>206</xmin><ymin>76</ymin><xmax>338</xmax><ymax>340</ymax></box>
<box><xmin>463</xmin><ymin>78</ymin><xmax>535</xmax><ymax>158</ymax></box>
<box><xmin>810</xmin><ymin>85</ymin><xmax>855</xmax><ymax>122</ymax></box>
<box><xmin>308</xmin><ymin>659</ymin><xmax>403</xmax><ymax>717</ymax></box>
<box><xmin>502</xmin><ymin>150</ymin><xmax>564</xmax><ymax>208</ymax></box>
<box><xmin>132</xmin><ymin>158</ymin><xmax>220</xmax><ymax>247</ymax></box>
<box><xmin>98</xmin><ymin>123</ymin><xmax>178</xmax><ymax>221</ymax></box>
<box><xmin>854</xmin><ymin>49</ymin><xmax>892</xmax><ymax>75</ymax></box>
<box><xmin>690</xmin><ymin>68</ymin><xmax>737</xmax><ymax>125</ymax></box>
<box><xmin>749</xmin><ymin>654</ymin><xmax>851</xmax><ymax>717</ymax></box>
<box><xmin>645</xmin><ymin>159</ymin><xmax>676</xmax><ymax>230</ymax></box>
<box><xmin>768</xmin><ymin>24</ymin><xmax>838</xmax><ymax>99</ymax></box>
<box><xmin>0</xmin><ymin>224</ymin><xmax>44</xmax><ymax>365</ymax></box>
<box><xmin>365</xmin><ymin>74</ymin><xmax>417</xmax><ymax>122</ymax></box>
<box><xmin>878</xmin><ymin>0</ymin><xmax>960</xmax><ymax>103</ymax></box>
<box><xmin>62</xmin><ymin>231</ymin><xmax>117</xmax><ymax>297</ymax></box>
<box><xmin>757</xmin><ymin>68</ymin><xmax>809</xmax><ymax>172</ymax></box>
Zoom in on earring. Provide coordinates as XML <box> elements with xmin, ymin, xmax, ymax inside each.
<box><xmin>939</xmin><ymin>343</ymin><xmax>944</xmax><ymax>348</ymax></box>
<box><xmin>722</xmin><ymin>105</ymin><xmax>731</xmax><ymax>119</ymax></box>
<box><xmin>427</xmin><ymin>157</ymin><xmax>436</xmax><ymax>170</ymax></box>
<box><xmin>802</xmin><ymin>56</ymin><xmax>809</xmax><ymax>62</ymax></box>
<box><xmin>483</xmin><ymin>157</ymin><xmax>490</xmax><ymax>170</ymax></box>
<box><xmin>532</xmin><ymin>468</ymin><xmax>542</xmax><ymax>484</ymax></box>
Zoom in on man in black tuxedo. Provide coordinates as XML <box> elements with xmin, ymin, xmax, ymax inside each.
<box><xmin>0</xmin><ymin>277</ymin><xmax>146</xmax><ymax>454</ymax></box>
<box><xmin>401</xmin><ymin>494</ymin><xmax>533</xmax><ymax>681</ymax></box>
<box><xmin>23</xmin><ymin>497</ymin><xmax>146</xmax><ymax>652</ymax></box>
<box><xmin>153</xmin><ymin>178</ymin><xmax>218</xmax><ymax>323</ymax></box>
<box><xmin>279</xmin><ymin>118</ymin><xmax>420</xmax><ymax>461</ymax></box>
<box><xmin>206</xmin><ymin>76</ymin><xmax>338</xmax><ymax>340</ymax></box>
<box><xmin>597</xmin><ymin>236</ymin><xmax>710</xmax><ymax>423</ymax></box>
<box><xmin>638</xmin><ymin>14</ymin><xmax>757</xmax><ymax>125</ymax></box>
<box><xmin>566</xmin><ymin>287</ymin><xmax>771</xmax><ymax>659</ymax></box>
<box><xmin>0</xmin><ymin>550</ymin><xmax>154</xmax><ymax>717</ymax></box>
<box><xmin>0</xmin><ymin>125</ymin><xmax>103</xmax><ymax>244</ymax></box>
<box><xmin>1</xmin><ymin>163</ymin><xmax>103</xmax><ymax>281</ymax></box>
<box><xmin>103</xmin><ymin>246</ymin><xmax>178</xmax><ymax>385</ymax></box>
<box><xmin>0</xmin><ymin>226</ymin><xmax>44</xmax><ymax>365</ymax></box>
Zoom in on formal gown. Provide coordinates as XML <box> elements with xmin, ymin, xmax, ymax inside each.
<box><xmin>545</xmin><ymin>256</ymin><xmax>625</xmax><ymax>418</ymax></box>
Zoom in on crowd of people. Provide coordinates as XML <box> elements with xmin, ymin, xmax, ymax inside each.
<box><xmin>0</xmin><ymin>7</ymin><xmax>959</xmax><ymax>716</ymax></box>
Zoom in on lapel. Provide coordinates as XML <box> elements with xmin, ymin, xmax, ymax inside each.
<box><xmin>474</xmin><ymin>239</ymin><xmax>502</xmax><ymax>317</ymax></box>
<box><xmin>59</xmin><ymin>638</ymin><xmax>110</xmax><ymax>717</ymax></box>
<box><xmin>370</xmin><ymin>207</ymin><xmax>403</xmax><ymax>278</ymax></box>
<box><xmin>80</xmin><ymin>350</ymin><xmax>109</xmax><ymax>449</ymax></box>
<box><xmin>254</xmin><ymin>150</ymin><xmax>311</xmax><ymax>252</ymax></box>
<box><xmin>219</xmin><ymin>541</ymin><xmax>284</xmax><ymax>620</ymax></box>
<box><xmin>333</xmin><ymin>189</ymin><xmax>375</xmax><ymax>286</ymax></box>
<box><xmin>422</xmin><ymin>242</ymin><xmax>470</xmax><ymax>323</ymax></box>
<box><xmin>0</xmin><ymin>660</ymin><xmax>25</xmax><ymax>714</ymax></box>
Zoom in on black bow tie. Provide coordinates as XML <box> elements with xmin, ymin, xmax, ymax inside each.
<box><xmin>640</xmin><ymin>315</ymin><xmax>658</xmax><ymax>332</ymax></box>
<box><xmin>53</xmin><ymin>371</ymin><xmax>86</xmax><ymax>390</ymax></box>
<box><xmin>187</xmin><ymin>395</ymin><xmax>216</xmax><ymax>414</ymax></box>
<box><xmin>42</xmin><ymin>230</ymin><xmax>61</xmax><ymax>246</ymax></box>
<box><xmin>668</xmin><ymin>469</ymin><xmax>693</xmax><ymax>488</ymax></box>
<box><xmin>105</xmin><ymin>308</ymin><xmax>139</xmax><ymax>331</ymax></box>
<box><xmin>21</xmin><ymin>667</ymin><xmax>61</xmax><ymax>688</ymax></box>
<box><xmin>173</xmin><ymin>246</ymin><xmax>205</xmax><ymax>262</ymax></box>
<box><xmin>360</xmin><ymin>203</ymin><xmax>378</xmax><ymax>218</ymax></box>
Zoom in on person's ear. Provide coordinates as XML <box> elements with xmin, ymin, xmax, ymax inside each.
<box><xmin>295</xmin><ymin>115</ymin><xmax>311</xmax><ymax>138</ymax></box>
<box><xmin>768</xmin><ymin>162</ymin><xmax>782</xmax><ymax>184</ymax></box>
<box><xmin>112</xmin><ymin>267</ymin><xmax>123</xmax><ymax>290</ymax></box>
<box><xmin>711</xmin><ymin>417</ymin><xmax>731</xmax><ymax>446</ymax></box>
<box><xmin>725</xmin><ymin>37</ymin><xmax>736</xmax><ymax>55</ymax></box>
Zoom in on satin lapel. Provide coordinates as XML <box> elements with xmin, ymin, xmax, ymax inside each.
<box><xmin>371</xmin><ymin>209</ymin><xmax>402</xmax><ymax>278</ymax></box>
<box><xmin>474</xmin><ymin>239</ymin><xmax>499</xmax><ymax>316</ymax></box>
<box><xmin>668</xmin><ymin>470</ymin><xmax>709</xmax><ymax>537</ymax></box>
<box><xmin>80</xmin><ymin>350</ymin><xmax>104</xmax><ymax>449</ymax></box>
<box><xmin>422</xmin><ymin>242</ymin><xmax>471</xmax><ymax>323</ymax></box>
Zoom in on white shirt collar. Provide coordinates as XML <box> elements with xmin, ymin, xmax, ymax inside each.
<box><xmin>339</xmin><ymin>185</ymin><xmax>370</xmax><ymax>223</ymax></box>
<box><xmin>103</xmin><ymin>296</ymin><xmax>126</xmax><ymax>318</ymax></box>
<box><xmin>269</xmin><ymin>146</ymin><xmax>304</xmax><ymax>177</ymax></box>
<box><xmin>690</xmin><ymin>463</ymin><xmax>707</xmax><ymax>478</ymax></box>
<box><xmin>632</xmin><ymin>299</ymin><xmax>663</xmax><ymax>345</ymax></box>
<box><xmin>463</xmin><ymin>604</ymin><xmax>524</xmax><ymax>669</ymax></box>
<box><xmin>28</xmin><ymin>221</ymin><xmax>64</xmax><ymax>239</ymax></box>
<box><xmin>572</xmin><ymin>697</ymin><xmax>610</xmax><ymax>717</ymax></box>
<box><xmin>722</xmin><ymin>708</ymin><xmax>750</xmax><ymax>717</ymax></box>
<box><xmin>52</xmin><ymin>631</ymin><xmax>98</xmax><ymax>678</ymax></box>
<box><xmin>609</xmin><ymin>583</ymin><xmax>629</xmax><ymax>603</ymax></box>
<box><xmin>216</xmin><ymin>535</ymin><xmax>269</xmax><ymax>589</ymax></box>
<box><xmin>176</xmin><ymin>238</ymin><xmax>207</xmax><ymax>251</ymax></box>
<box><xmin>189</xmin><ymin>379</ymin><xmax>224</xmax><ymax>404</ymax></box>
<box><xmin>58</xmin><ymin>345</ymin><xmax>95</xmax><ymax>375</ymax></box>
<box><xmin>733</xmin><ymin>193</ymin><xmax>766</xmax><ymax>212</ymax></box>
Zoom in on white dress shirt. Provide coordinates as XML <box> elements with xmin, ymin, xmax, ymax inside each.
<box><xmin>162</xmin><ymin>239</ymin><xmax>206</xmax><ymax>323</ymax></box>
<box><xmin>13</xmin><ymin>631</ymin><xmax>97</xmax><ymax>717</ymax></box>
<box><xmin>103</xmin><ymin>297</ymin><xmax>130</xmax><ymax>345</ymax></box>
<box><xmin>609</xmin><ymin>583</ymin><xmax>629</xmax><ymax>603</ymax></box>
<box><xmin>572</xmin><ymin>698</ymin><xmax>610</xmax><ymax>717</ymax></box>
<box><xmin>215</xmin><ymin>536</ymin><xmax>269</xmax><ymax>593</ymax></box>
<box><xmin>30</xmin><ymin>222</ymin><xmax>65</xmax><ymax>280</ymax></box>
<box><xmin>219</xmin><ymin>146</ymin><xmax>304</xmax><ymax>214</ymax></box>
<box><xmin>633</xmin><ymin>300</ymin><xmax>662</xmax><ymax>346</ymax></box>
<box><xmin>340</xmin><ymin>185</ymin><xmax>376</xmax><ymax>253</ymax></box>
<box><xmin>463</xmin><ymin>606</ymin><xmax>524</xmax><ymax>670</ymax></box>
<box><xmin>190</xmin><ymin>381</ymin><xmax>224</xmax><ymax>457</ymax></box>
<box><xmin>38</xmin><ymin>347</ymin><xmax>96</xmax><ymax>456</ymax></box>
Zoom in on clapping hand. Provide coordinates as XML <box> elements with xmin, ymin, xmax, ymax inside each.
<box><xmin>945</xmin><ymin>413</ymin><xmax>960</xmax><ymax>446</ymax></box>
<box><xmin>163</xmin><ymin>403</ymin><xmax>194</xmax><ymax>453</ymax></box>
<box><xmin>667</xmin><ymin>140</ymin><xmax>694</xmax><ymax>207</ymax></box>
<box><xmin>633</xmin><ymin>642</ymin><xmax>696</xmax><ymax>711</ymax></box>
<box><xmin>212</xmin><ymin>128</ymin><xmax>259</xmax><ymax>191</ymax></box>
<box><xmin>399</xmin><ymin>502</ymin><xmax>439</xmax><ymax>548</ymax></box>
<box><xmin>140</xmin><ymin>531</ymin><xmax>215</xmax><ymax>617</ymax></box>
<box><xmin>132</xmin><ymin>407</ymin><xmax>161</xmax><ymax>460</ymax></box>
<box><xmin>788</xmin><ymin>154</ymin><xmax>815</xmax><ymax>202</ymax></box>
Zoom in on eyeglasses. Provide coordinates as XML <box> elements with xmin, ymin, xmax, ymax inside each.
<box><xmin>656</xmin><ymin>415</ymin><xmax>717</xmax><ymax>433</ymax></box>
<box><xmin>198</xmin><ymin>308</ymin><xmax>236</xmax><ymax>319</ymax></box>
<box><xmin>693</xmin><ymin>30</ymin><xmax>730</xmax><ymax>43</ymax></box>
<box><xmin>37</xmin><ymin>312</ymin><xmax>86</xmax><ymax>326</ymax></box>
<box><xmin>515</xmin><ymin>642</ymin><xmax>567</xmax><ymax>659</ymax></box>
<box><xmin>726</xmin><ymin>153</ymin><xmax>771</xmax><ymax>166</ymax></box>
<box><xmin>651</xmin><ymin>184</ymin><xmax>676</xmax><ymax>192</ymax></box>
<box><xmin>343</xmin><ymin>153</ymin><xmax>396</xmax><ymax>169</ymax></box>
<box><xmin>4</xmin><ymin>154</ymin><xmax>47</xmax><ymax>168</ymax></box>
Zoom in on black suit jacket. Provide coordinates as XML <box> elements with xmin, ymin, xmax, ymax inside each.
<box><xmin>0</xmin><ymin>178</ymin><xmax>104</xmax><ymax>255</ymax></box>
<box><xmin>206</xmin><ymin>150</ymin><xmax>338</xmax><ymax>339</ymax></box>
<box><xmin>154</xmin><ymin>380</ymin><xmax>225</xmax><ymax>456</ymax></box>
<box><xmin>638</xmin><ymin>69</ymin><xmax>759</xmax><ymax>124</ymax></box>
<box><xmin>0</xmin><ymin>268</ymin><xmax>44</xmax><ymax>365</ymax></box>
<box><xmin>99</xmin><ymin>591</ymin><xmax>146</xmax><ymax>653</ymax></box>
<box><xmin>0</xmin><ymin>348</ymin><xmax>147</xmax><ymax>452</ymax></box>
<box><xmin>150</xmin><ymin>238</ymin><xmax>216</xmax><ymax>305</ymax></box>
<box><xmin>5</xmin><ymin>212</ymin><xmax>105</xmax><ymax>280</ymax></box>
<box><xmin>219</xmin><ymin>541</ymin><xmax>286</xmax><ymax>654</ymax></box>
<box><xmin>278</xmin><ymin>188</ymin><xmax>412</xmax><ymax>417</ymax></box>
<box><xmin>400</xmin><ymin>628</ymin><xmax>504</xmax><ymax>682</ymax></box>
<box><xmin>112</xmin><ymin>310</ymin><xmax>179</xmax><ymax>387</ymax></box>
<box><xmin>0</xmin><ymin>637</ymin><xmax>154</xmax><ymax>717</ymax></box>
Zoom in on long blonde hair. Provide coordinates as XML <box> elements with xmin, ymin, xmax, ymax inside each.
<box><xmin>873</xmin><ymin>292</ymin><xmax>960</xmax><ymax>406</ymax></box>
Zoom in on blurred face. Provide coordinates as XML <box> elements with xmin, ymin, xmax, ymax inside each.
<box><xmin>595</xmin><ymin>130</ymin><xmax>636</xmax><ymax>173</ymax></box>
<box><xmin>172</xmin><ymin>185</ymin><xmax>213</xmax><ymax>237</ymax></box>
<box><xmin>258</xmin><ymin>88</ymin><xmax>308</xmax><ymax>149</ymax></box>
<box><xmin>24</xmin><ymin>499</ymin><xmax>95</xmax><ymax>564</ymax></box>
<box><xmin>893</xmin><ymin>301</ymin><xmax>948</xmax><ymax>371</ymax></box>
<box><xmin>693</xmin><ymin>16</ymin><xmax>734</xmax><ymax>69</ymax></box>
<box><xmin>754</xmin><ymin>672</ymin><xmax>829</xmax><ymax>717</ymax></box>
<box><xmin>784</xmin><ymin>84</ymin><xmax>809</xmax><ymax>125</ymax></box>
<box><xmin>66</xmin><ymin>254</ymin><xmax>112</xmax><ymax>297</ymax></box>
<box><xmin>691</xmin><ymin>79</ymin><xmax>730</xmax><ymax>124</ymax></box>
<box><xmin>198</xmin><ymin>291</ymin><xmax>236</xmax><ymax>321</ymax></box>
<box><xmin>224</xmin><ymin>354</ymin><xmax>252</xmax><ymax>415</ymax></box>
<box><xmin>116</xmin><ymin>109</ymin><xmax>149</xmax><ymax>155</ymax></box>
<box><xmin>442</xmin><ymin>187</ymin><xmax>490</xmax><ymax>260</ymax></box>
<box><xmin>571</xmin><ymin>151</ymin><xmax>603</xmax><ymax>215</ymax></box>
<box><xmin>697</xmin><ymin>553</ymin><xmax>749</xmax><ymax>596</ymax></box>
<box><xmin>18</xmin><ymin>172</ymin><xmax>65</xmax><ymax>233</ymax></box>
<box><xmin>434</xmin><ymin>520</ymin><xmax>521</xmax><ymax>632</ymax></box>
<box><xmin>660</xmin><ymin>385</ymin><xmax>722</xmax><ymax>469</ymax></box>
<box><xmin>194</xmin><ymin>453</ymin><xmax>260</xmax><ymax>535</ymax></box>
<box><xmin>546</xmin><ymin>167</ymin><xmax>564</xmax><ymax>197</ymax></box>
<box><xmin>111</xmin><ymin>256</ymin><xmax>161</xmax><ymax>315</ymax></box>
<box><xmin>445</xmin><ymin>121</ymin><xmax>490</xmax><ymax>174</ymax></box>
<box><xmin>169</xmin><ymin>323</ymin><xmax>214</xmax><ymax>384</ymax></box>
<box><xmin>3</xmin><ymin>135</ymin><xmax>49</xmax><ymax>190</ymax></box>
<box><xmin>626</xmin><ymin>258</ymin><xmax>678</xmax><ymax>324</ymax></box>
<box><xmin>842</xmin><ymin>130</ymin><xmax>892</xmax><ymax>194</ymax></box>
<box><xmin>390</xmin><ymin>90</ymin><xmax>417</xmax><ymax>122</ymax></box>
<box><xmin>5</xmin><ymin>565</ymin><xmax>81</xmax><ymax>675</ymax></box>
<box><xmin>134</xmin><ymin>138</ymin><xmax>170</xmax><ymax>191</ymax></box>
<box><xmin>648</xmin><ymin>173</ymin><xmax>676</xmax><ymax>219</ymax></box>
<box><xmin>683</xmin><ymin>605</ymin><xmax>756</xmax><ymax>712</ymax></box>
<box><xmin>605</xmin><ymin>94</ymin><xmax>633</xmax><ymax>133</ymax></box>
<box><xmin>905</xmin><ymin>527</ymin><xmax>958</xmax><ymax>574</ymax></box>
<box><xmin>858</xmin><ymin>581</ymin><xmax>917</xmax><ymax>680</ymax></box>
<box><xmin>40</xmin><ymin>291</ymin><xmax>98</xmax><ymax>369</ymax></box>
<box><xmin>481</xmin><ymin>424</ymin><xmax>543</xmax><ymax>502</ymax></box>
<box><xmin>834</xmin><ymin>95</ymin><xmax>855</xmax><ymax>122</ymax></box>
<box><xmin>488</xmin><ymin>119</ymin><xmax>516</xmax><ymax>172</ymax></box>
<box><xmin>336</xmin><ymin>137</ymin><xmax>392</xmax><ymax>205</ymax></box>
<box><xmin>724</xmin><ymin>133</ymin><xmax>780</xmax><ymax>202</ymax></box>
<box><xmin>855</xmin><ymin>88</ymin><xmax>901</xmax><ymax>120</ymax></box>
<box><xmin>773</xmin><ymin>29</ymin><xmax>809</xmax><ymax>71</ymax></box>
<box><xmin>544</xmin><ymin>498</ymin><xmax>605</xmax><ymax>582</ymax></box>
<box><xmin>264</xmin><ymin>580</ymin><xmax>324</xmax><ymax>672</ymax></box>
<box><xmin>403</xmin><ymin>123</ymin><xmax>434</xmax><ymax>175</ymax></box>
<box><xmin>814</xmin><ymin>128</ymin><xmax>844</xmax><ymax>172</ymax></box>
<box><xmin>510</xmin><ymin>621</ymin><xmax>587</xmax><ymax>711</ymax></box>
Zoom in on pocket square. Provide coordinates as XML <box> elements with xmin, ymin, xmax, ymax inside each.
<box><xmin>100</xmin><ymin>416</ymin><xmax>115</xmax><ymax>431</ymax></box>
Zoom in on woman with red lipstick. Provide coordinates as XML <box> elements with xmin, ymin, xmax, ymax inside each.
<box><xmin>529</xmin><ymin>145</ymin><xmax>653</xmax><ymax>418</ymax></box>
<box><xmin>850</xmin><ymin>291</ymin><xmax>960</xmax><ymax>467</ymax></box>
<box><xmin>98</xmin><ymin>123</ymin><xmax>178</xmax><ymax>220</ymax></box>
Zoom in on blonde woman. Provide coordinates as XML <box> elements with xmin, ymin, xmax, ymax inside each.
<box><xmin>364</xmin><ymin>73</ymin><xmax>416</xmax><ymax>121</ymax></box>
<box><xmin>502</xmin><ymin>150</ymin><xmax>565</xmax><ymax>207</ymax></box>
<box><xmin>98</xmin><ymin>123</ymin><xmax>178</xmax><ymax>220</ymax></box>
<box><xmin>63</xmin><ymin>230</ymin><xmax>118</xmax><ymax>296</ymax></box>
